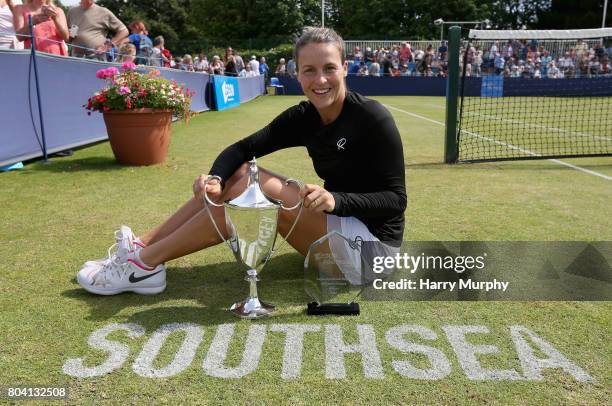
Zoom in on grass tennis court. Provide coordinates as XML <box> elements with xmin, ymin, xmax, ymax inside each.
<box><xmin>1</xmin><ymin>95</ymin><xmax>610</xmax><ymax>404</ymax></box>
<box><xmin>458</xmin><ymin>96</ymin><xmax>612</xmax><ymax>162</ymax></box>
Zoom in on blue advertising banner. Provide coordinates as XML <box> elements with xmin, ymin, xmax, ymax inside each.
<box><xmin>481</xmin><ymin>75</ymin><xmax>504</xmax><ymax>97</ymax></box>
<box><xmin>213</xmin><ymin>76</ymin><xmax>241</xmax><ymax>110</ymax></box>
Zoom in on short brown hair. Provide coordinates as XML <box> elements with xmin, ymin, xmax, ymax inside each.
<box><xmin>293</xmin><ymin>27</ymin><xmax>345</xmax><ymax>69</ymax></box>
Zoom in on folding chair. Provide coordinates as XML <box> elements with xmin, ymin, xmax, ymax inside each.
<box><xmin>270</xmin><ymin>77</ymin><xmax>285</xmax><ymax>95</ymax></box>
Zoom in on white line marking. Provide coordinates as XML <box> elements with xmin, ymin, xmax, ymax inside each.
<box><xmin>385</xmin><ymin>105</ymin><xmax>446</xmax><ymax>126</ymax></box>
<box><xmin>384</xmin><ymin>104</ymin><xmax>612</xmax><ymax>181</ymax></box>
<box><xmin>464</xmin><ymin>111</ymin><xmax>612</xmax><ymax>143</ymax></box>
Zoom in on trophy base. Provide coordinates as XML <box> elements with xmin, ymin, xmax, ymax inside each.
<box><xmin>230</xmin><ymin>297</ymin><xmax>275</xmax><ymax>319</ymax></box>
<box><xmin>307</xmin><ymin>302</ymin><xmax>360</xmax><ymax>316</ymax></box>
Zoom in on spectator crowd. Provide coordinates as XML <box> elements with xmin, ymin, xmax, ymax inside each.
<box><xmin>342</xmin><ymin>38</ymin><xmax>611</xmax><ymax>79</ymax></box>
<box><xmin>1</xmin><ymin>0</ymin><xmax>610</xmax><ymax>80</ymax></box>
<box><xmin>0</xmin><ymin>0</ymin><xmax>271</xmax><ymax>78</ymax></box>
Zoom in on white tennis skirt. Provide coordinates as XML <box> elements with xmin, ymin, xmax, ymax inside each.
<box><xmin>326</xmin><ymin>214</ymin><xmax>399</xmax><ymax>284</ymax></box>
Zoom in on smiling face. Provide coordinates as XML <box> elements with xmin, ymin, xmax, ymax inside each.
<box><xmin>297</xmin><ymin>42</ymin><xmax>347</xmax><ymax>120</ymax></box>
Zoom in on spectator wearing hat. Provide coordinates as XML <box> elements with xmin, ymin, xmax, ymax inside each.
<box><xmin>248</xmin><ymin>55</ymin><xmax>260</xmax><ymax>75</ymax></box>
<box><xmin>68</xmin><ymin>0</ymin><xmax>127</xmax><ymax>60</ymax></box>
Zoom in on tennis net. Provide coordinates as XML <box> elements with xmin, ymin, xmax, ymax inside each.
<box><xmin>454</xmin><ymin>28</ymin><xmax>612</xmax><ymax>163</ymax></box>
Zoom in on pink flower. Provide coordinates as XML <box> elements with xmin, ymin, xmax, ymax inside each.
<box><xmin>122</xmin><ymin>61</ymin><xmax>136</xmax><ymax>71</ymax></box>
<box><xmin>119</xmin><ymin>86</ymin><xmax>131</xmax><ymax>95</ymax></box>
<box><xmin>95</xmin><ymin>67</ymin><xmax>119</xmax><ymax>79</ymax></box>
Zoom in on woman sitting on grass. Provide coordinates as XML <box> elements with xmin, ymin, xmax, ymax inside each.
<box><xmin>78</xmin><ymin>27</ymin><xmax>407</xmax><ymax>295</ymax></box>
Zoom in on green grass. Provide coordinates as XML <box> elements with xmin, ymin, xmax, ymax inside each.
<box><xmin>0</xmin><ymin>95</ymin><xmax>610</xmax><ymax>404</ymax></box>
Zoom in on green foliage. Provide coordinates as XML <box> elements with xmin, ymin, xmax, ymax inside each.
<box><xmin>203</xmin><ymin>43</ymin><xmax>294</xmax><ymax>73</ymax></box>
<box><xmin>189</xmin><ymin>0</ymin><xmax>317</xmax><ymax>40</ymax></box>
<box><xmin>86</xmin><ymin>65</ymin><xmax>192</xmax><ymax>119</ymax></box>
<box><xmin>91</xmin><ymin>0</ymin><xmax>607</xmax><ymax>56</ymax></box>
<box><xmin>535</xmin><ymin>0</ymin><xmax>610</xmax><ymax>29</ymax></box>
<box><xmin>98</xmin><ymin>0</ymin><xmax>200</xmax><ymax>56</ymax></box>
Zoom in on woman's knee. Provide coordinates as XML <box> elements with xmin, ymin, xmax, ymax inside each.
<box><xmin>219</xmin><ymin>163</ymin><xmax>251</xmax><ymax>200</ymax></box>
<box><xmin>221</xmin><ymin>162</ymin><xmax>294</xmax><ymax>204</ymax></box>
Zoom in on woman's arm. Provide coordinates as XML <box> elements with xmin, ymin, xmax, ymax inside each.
<box><xmin>328</xmin><ymin>106</ymin><xmax>407</xmax><ymax>218</ymax></box>
<box><xmin>208</xmin><ymin>104</ymin><xmax>307</xmax><ymax>184</ymax></box>
<box><xmin>43</xmin><ymin>5</ymin><xmax>69</xmax><ymax>41</ymax></box>
<box><xmin>13</xmin><ymin>6</ymin><xmax>53</xmax><ymax>40</ymax></box>
<box><xmin>12</xmin><ymin>5</ymin><xmax>25</xmax><ymax>40</ymax></box>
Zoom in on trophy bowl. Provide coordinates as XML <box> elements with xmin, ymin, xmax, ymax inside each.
<box><xmin>204</xmin><ymin>158</ymin><xmax>302</xmax><ymax>319</ymax></box>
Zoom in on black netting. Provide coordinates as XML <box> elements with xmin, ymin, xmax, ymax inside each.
<box><xmin>456</xmin><ymin>37</ymin><xmax>612</xmax><ymax>162</ymax></box>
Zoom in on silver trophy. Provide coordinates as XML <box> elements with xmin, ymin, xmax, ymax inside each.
<box><xmin>204</xmin><ymin>159</ymin><xmax>303</xmax><ymax>319</ymax></box>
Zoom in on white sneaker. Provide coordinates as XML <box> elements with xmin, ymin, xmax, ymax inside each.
<box><xmin>84</xmin><ymin>225</ymin><xmax>143</xmax><ymax>268</ymax></box>
<box><xmin>77</xmin><ymin>252</ymin><xmax>166</xmax><ymax>295</ymax></box>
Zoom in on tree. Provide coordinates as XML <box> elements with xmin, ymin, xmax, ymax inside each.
<box><xmin>98</xmin><ymin>0</ymin><xmax>199</xmax><ymax>55</ymax></box>
<box><xmin>535</xmin><ymin>0</ymin><xmax>609</xmax><ymax>29</ymax></box>
<box><xmin>94</xmin><ymin>0</ymin><xmax>610</xmax><ymax>56</ymax></box>
<box><xmin>326</xmin><ymin>0</ymin><xmax>491</xmax><ymax>39</ymax></box>
<box><xmin>488</xmin><ymin>0</ymin><xmax>551</xmax><ymax>29</ymax></box>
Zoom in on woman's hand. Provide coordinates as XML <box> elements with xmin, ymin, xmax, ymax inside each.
<box><xmin>193</xmin><ymin>174</ymin><xmax>222</xmax><ymax>202</ymax></box>
<box><xmin>31</xmin><ymin>13</ymin><xmax>50</xmax><ymax>25</ymax></box>
<box><xmin>41</xmin><ymin>4</ymin><xmax>58</xmax><ymax>20</ymax></box>
<box><xmin>300</xmin><ymin>184</ymin><xmax>335</xmax><ymax>213</ymax></box>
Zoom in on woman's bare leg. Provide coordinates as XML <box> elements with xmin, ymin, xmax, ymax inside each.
<box><xmin>138</xmin><ymin>197</ymin><xmax>204</xmax><ymax>246</ymax></box>
<box><xmin>139</xmin><ymin>164</ymin><xmax>328</xmax><ymax>267</ymax></box>
<box><xmin>139</xmin><ymin>164</ymin><xmax>252</xmax><ymax>246</ymax></box>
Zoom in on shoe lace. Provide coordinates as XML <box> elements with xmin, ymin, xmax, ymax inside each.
<box><xmin>94</xmin><ymin>243</ymin><xmax>131</xmax><ymax>284</ymax></box>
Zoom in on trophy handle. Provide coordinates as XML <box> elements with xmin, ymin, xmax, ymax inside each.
<box><xmin>203</xmin><ymin>175</ymin><xmax>230</xmax><ymax>245</ymax></box>
<box><xmin>269</xmin><ymin>178</ymin><xmax>304</xmax><ymax>256</ymax></box>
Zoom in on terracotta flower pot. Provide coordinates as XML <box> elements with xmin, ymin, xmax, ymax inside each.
<box><xmin>103</xmin><ymin>109</ymin><xmax>173</xmax><ymax>166</ymax></box>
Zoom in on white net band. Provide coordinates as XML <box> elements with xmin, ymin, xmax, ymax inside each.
<box><xmin>469</xmin><ymin>28</ymin><xmax>612</xmax><ymax>40</ymax></box>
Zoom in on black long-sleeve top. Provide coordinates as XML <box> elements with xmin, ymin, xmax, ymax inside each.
<box><xmin>209</xmin><ymin>91</ymin><xmax>407</xmax><ymax>243</ymax></box>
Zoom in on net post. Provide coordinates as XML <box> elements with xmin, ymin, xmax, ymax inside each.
<box><xmin>444</xmin><ymin>26</ymin><xmax>461</xmax><ymax>163</ymax></box>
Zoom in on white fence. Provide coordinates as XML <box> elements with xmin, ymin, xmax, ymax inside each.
<box><xmin>344</xmin><ymin>39</ymin><xmax>603</xmax><ymax>59</ymax></box>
